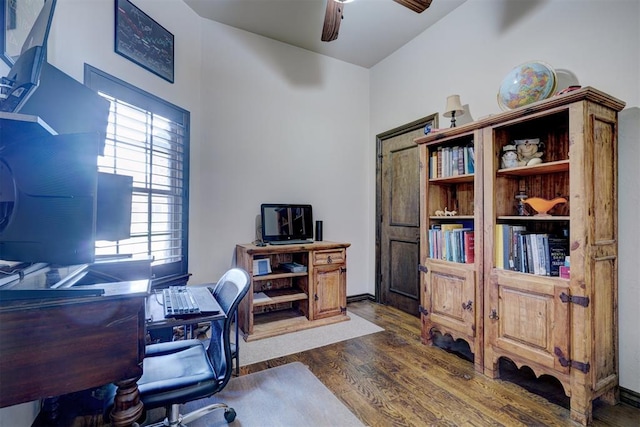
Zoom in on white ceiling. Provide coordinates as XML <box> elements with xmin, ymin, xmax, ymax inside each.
<box><xmin>183</xmin><ymin>0</ymin><xmax>467</xmax><ymax>69</ymax></box>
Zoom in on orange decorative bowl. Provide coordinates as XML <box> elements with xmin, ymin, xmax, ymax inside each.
<box><xmin>523</xmin><ymin>197</ymin><xmax>567</xmax><ymax>217</ymax></box>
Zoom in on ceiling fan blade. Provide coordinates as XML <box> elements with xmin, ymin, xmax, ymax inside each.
<box><xmin>321</xmin><ymin>0</ymin><xmax>344</xmax><ymax>42</ymax></box>
<box><xmin>393</xmin><ymin>0</ymin><xmax>433</xmax><ymax>13</ymax></box>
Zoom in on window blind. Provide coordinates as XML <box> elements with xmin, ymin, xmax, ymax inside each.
<box><xmin>85</xmin><ymin>65</ymin><xmax>190</xmax><ymax>281</ymax></box>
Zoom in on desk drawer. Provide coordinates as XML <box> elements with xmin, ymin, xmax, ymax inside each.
<box><xmin>313</xmin><ymin>249</ymin><xmax>345</xmax><ymax>266</ymax></box>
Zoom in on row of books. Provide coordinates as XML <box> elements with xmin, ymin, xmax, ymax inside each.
<box><xmin>429</xmin><ymin>144</ymin><xmax>475</xmax><ymax>179</ymax></box>
<box><xmin>495</xmin><ymin>224</ymin><xmax>568</xmax><ymax>276</ymax></box>
<box><xmin>428</xmin><ymin>224</ymin><xmax>474</xmax><ymax>264</ymax></box>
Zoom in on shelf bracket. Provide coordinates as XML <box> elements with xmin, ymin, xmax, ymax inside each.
<box><xmin>554</xmin><ymin>347</ymin><xmax>591</xmax><ymax>373</ymax></box>
<box><xmin>418</xmin><ymin>305</ymin><xmax>429</xmax><ymax>316</ymax></box>
<box><xmin>559</xmin><ymin>292</ymin><xmax>590</xmax><ymax>307</ymax></box>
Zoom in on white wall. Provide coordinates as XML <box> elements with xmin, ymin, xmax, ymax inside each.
<box><xmin>370</xmin><ymin>0</ymin><xmax>639</xmax><ymax>393</ymax></box>
<box><xmin>189</xmin><ymin>21</ymin><xmax>370</xmax><ymax>292</ymax></box>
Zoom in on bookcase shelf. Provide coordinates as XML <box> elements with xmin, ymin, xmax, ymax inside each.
<box><xmin>252</xmin><ymin>271</ymin><xmax>308</xmax><ymax>281</ymax></box>
<box><xmin>252</xmin><ymin>288</ymin><xmax>308</xmax><ymax>307</ymax></box>
<box><xmin>415</xmin><ymin>87</ymin><xmax>625</xmax><ymax>425</ymax></box>
<box><xmin>498</xmin><ymin>215</ymin><xmax>570</xmax><ymax>221</ymax></box>
<box><xmin>429</xmin><ymin>173</ymin><xmax>474</xmax><ymax>184</ymax></box>
<box><xmin>497</xmin><ymin>159</ymin><xmax>569</xmax><ymax>176</ymax></box>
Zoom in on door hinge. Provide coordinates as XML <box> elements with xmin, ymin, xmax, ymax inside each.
<box><xmin>340</xmin><ymin>306</ymin><xmax>347</xmax><ymax>314</ymax></box>
<box><xmin>554</xmin><ymin>347</ymin><xmax>591</xmax><ymax>373</ymax></box>
<box><xmin>559</xmin><ymin>292</ymin><xmax>590</xmax><ymax>307</ymax></box>
<box><xmin>418</xmin><ymin>264</ymin><xmax>428</xmax><ymax>273</ymax></box>
<box><xmin>418</xmin><ymin>305</ymin><xmax>429</xmax><ymax>316</ymax></box>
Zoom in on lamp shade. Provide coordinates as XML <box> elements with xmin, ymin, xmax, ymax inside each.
<box><xmin>443</xmin><ymin>95</ymin><xmax>464</xmax><ymax>118</ymax></box>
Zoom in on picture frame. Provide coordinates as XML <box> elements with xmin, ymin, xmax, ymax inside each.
<box><xmin>114</xmin><ymin>0</ymin><xmax>174</xmax><ymax>83</ymax></box>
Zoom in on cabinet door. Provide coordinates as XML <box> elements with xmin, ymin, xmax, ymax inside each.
<box><xmin>313</xmin><ymin>264</ymin><xmax>346</xmax><ymax>319</ymax></box>
<box><xmin>424</xmin><ymin>259</ymin><xmax>476</xmax><ymax>339</ymax></box>
<box><xmin>485</xmin><ymin>270</ymin><xmax>570</xmax><ymax>376</ymax></box>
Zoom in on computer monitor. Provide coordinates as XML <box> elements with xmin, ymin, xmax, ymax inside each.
<box><xmin>0</xmin><ymin>131</ymin><xmax>100</xmax><ymax>265</ymax></box>
<box><xmin>0</xmin><ymin>0</ymin><xmax>56</xmax><ymax>113</ymax></box>
<box><xmin>260</xmin><ymin>204</ymin><xmax>313</xmax><ymax>243</ymax></box>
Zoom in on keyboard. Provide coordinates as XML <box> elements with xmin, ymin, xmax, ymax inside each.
<box><xmin>162</xmin><ymin>286</ymin><xmax>220</xmax><ymax>318</ymax></box>
<box><xmin>267</xmin><ymin>239</ymin><xmax>313</xmax><ymax>245</ymax></box>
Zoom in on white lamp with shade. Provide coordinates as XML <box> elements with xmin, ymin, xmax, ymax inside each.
<box><xmin>444</xmin><ymin>95</ymin><xmax>464</xmax><ymax>127</ymax></box>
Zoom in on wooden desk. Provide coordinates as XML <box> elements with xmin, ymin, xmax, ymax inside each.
<box><xmin>145</xmin><ymin>287</ymin><xmax>225</xmax><ymax>333</ymax></box>
<box><xmin>0</xmin><ymin>271</ymin><xmax>149</xmax><ymax>427</ymax></box>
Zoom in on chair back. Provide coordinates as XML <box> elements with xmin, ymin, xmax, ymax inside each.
<box><xmin>208</xmin><ymin>268</ymin><xmax>250</xmax><ymax>389</ymax></box>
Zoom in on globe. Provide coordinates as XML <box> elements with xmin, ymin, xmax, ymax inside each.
<box><xmin>497</xmin><ymin>61</ymin><xmax>557</xmax><ymax>110</ymax></box>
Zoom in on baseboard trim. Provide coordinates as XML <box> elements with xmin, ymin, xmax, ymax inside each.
<box><xmin>621</xmin><ymin>387</ymin><xmax>640</xmax><ymax>408</ymax></box>
<box><xmin>347</xmin><ymin>293</ymin><xmax>375</xmax><ymax>303</ymax></box>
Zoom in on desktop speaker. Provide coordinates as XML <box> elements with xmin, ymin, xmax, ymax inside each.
<box><xmin>315</xmin><ymin>220</ymin><xmax>323</xmax><ymax>241</ymax></box>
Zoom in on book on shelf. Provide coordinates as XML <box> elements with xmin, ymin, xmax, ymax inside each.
<box><xmin>441</xmin><ymin>223</ymin><xmax>464</xmax><ymax>261</ymax></box>
<box><xmin>548</xmin><ymin>237</ymin><xmax>569</xmax><ymax>277</ymax></box>
<box><xmin>495</xmin><ymin>225</ymin><xmax>504</xmax><ymax>269</ymax></box>
<box><xmin>525</xmin><ymin>233</ymin><xmax>535</xmax><ymax>274</ymax></box>
<box><xmin>511</xmin><ymin>226</ymin><xmax>527</xmax><ymax>271</ymax></box>
<box><xmin>464</xmin><ymin>230</ymin><xmax>475</xmax><ymax>264</ymax></box>
<box><xmin>430</xmin><ymin>149</ymin><xmax>438</xmax><ymax>179</ymax></box>
<box><xmin>451</xmin><ymin>146</ymin><xmax>460</xmax><ymax>176</ymax></box>
<box><xmin>466</xmin><ymin>144</ymin><xmax>475</xmax><ymax>174</ymax></box>
<box><xmin>428</xmin><ymin>223</ymin><xmax>474</xmax><ymax>264</ymax></box>
<box><xmin>535</xmin><ymin>233</ymin><xmax>549</xmax><ymax>276</ymax></box>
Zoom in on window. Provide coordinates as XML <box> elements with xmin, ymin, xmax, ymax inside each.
<box><xmin>84</xmin><ymin>65</ymin><xmax>190</xmax><ymax>284</ymax></box>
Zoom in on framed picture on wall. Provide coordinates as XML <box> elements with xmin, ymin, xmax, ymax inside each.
<box><xmin>114</xmin><ymin>0</ymin><xmax>174</xmax><ymax>83</ymax></box>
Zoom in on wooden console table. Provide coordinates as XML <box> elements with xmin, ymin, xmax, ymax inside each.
<box><xmin>236</xmin><ymin>241</ymin><xmax>350</xmax><ymax>341</ymax></box>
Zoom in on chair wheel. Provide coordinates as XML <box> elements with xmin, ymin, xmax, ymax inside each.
<box><xmin>224</xmin><ymin>407</ymin><xmax>236</xmax><ymax>423</ymax></box>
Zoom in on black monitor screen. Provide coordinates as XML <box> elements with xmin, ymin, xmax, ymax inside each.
<box><xmin>0</xmin><ymin>0</ymin><xmax>57</xmax><ymax>113</ymax></box>
<box><xmin>261</xmin><ymin>204</ymin><xmax>313</xmax><ymax>242</ymax></box>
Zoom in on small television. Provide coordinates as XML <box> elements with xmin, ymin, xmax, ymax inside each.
<box><xmin>0</xmin><ymin>0</ymin><xmax>57</xmax><ymax>113</ymax></box>
<box><xmin>260</xmin><ymin>203</ymin><xmax>313</xmax><ymax>243</ymax></box>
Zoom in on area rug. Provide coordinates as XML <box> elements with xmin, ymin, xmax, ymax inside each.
<box><xmin>175</xmin><ymin>362</ymin><xmax>365</xmax><ymax>427</ymax></box>
<box><xmin>238</xmin><ymin>311</ymin><xmax>383</xmax><ymax>366</ymax></box>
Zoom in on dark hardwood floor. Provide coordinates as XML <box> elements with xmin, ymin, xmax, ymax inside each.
<box><xmin>242</xmin><ymin>300</ymin><xmax>640</xmax><ymax>427</ymax></box>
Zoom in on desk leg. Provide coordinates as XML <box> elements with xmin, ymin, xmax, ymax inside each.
<box><xmin>110</xmin><ymin>376</ymin><xmax>144</xmax><ymax>427</ymax></box>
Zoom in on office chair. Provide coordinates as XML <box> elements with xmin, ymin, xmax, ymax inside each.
<box><xmin>109</xmin><ymin>268</ymin><xmax>250</xmax><ymax>426</ymax></box>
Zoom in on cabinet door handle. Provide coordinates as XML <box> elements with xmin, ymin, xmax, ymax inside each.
<box><xmin>314</xmin><ymin>294</ymin><xmax>319</xmax><ymax>301</ymax></box>
<box><xmin>327</xmin><ymin>255</ymin><xmax>332</xmax><ymax>264</ymax></box>
<box><xmin>489</xmin><ymin>309</ymin><xmax>499</xmax><ymax>320</ymax></box>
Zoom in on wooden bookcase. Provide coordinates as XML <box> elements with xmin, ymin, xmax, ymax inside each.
<box><xmin>417</xmin><ymin>129</ymin><xmax>484</xmax><ymax>373</ymax></box>
<box><xmin>415</xmin><ymin>87</ymin><xmax>625</xmax><ymax>425</ymax></box>
<box><xmin>235</xmin><ymin>241</ymin><xmax>350</xmax><ymax>341</ymax></box>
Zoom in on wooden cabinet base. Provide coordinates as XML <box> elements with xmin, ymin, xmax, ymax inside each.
<box><xmin>244</xmin><ymin>312</ymin><xmax>350</xmax><ymax>342</ymax></box>
<box><xmin>236</xmin><ymin>241</ymin><xmax>350</xmax><ymax>341</ymax></box>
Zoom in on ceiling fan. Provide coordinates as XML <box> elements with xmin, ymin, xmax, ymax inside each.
<box><xmin>322</xmin><ymin>0</ymin><xmax>433</xmax><ymax>42</ymax></box>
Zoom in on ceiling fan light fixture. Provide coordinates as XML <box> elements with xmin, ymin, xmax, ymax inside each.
<box><xmin>322</xmin><ymin>0</ymin><xmax>346</xmax><ymax>42</ymax></box>
<box><xmin>393</xmin><ymin>0</ymin><xmax>433</xmax><ymax>14</ymax></box>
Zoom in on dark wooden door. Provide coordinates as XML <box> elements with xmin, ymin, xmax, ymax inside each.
<box><xmin>376</xmin><ymin>115</ymin><xmax>437</xmax><ymax>316</ymax></box>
